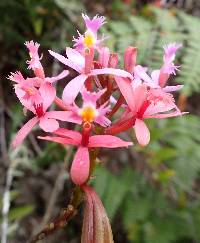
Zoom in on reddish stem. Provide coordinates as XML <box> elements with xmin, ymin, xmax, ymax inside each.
<box><xmin>108</xmin><ymin>94</ymin><xmax>125</xmax><ymax>117</ymax></box>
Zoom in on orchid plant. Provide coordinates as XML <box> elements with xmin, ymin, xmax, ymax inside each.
<box><xmin>9</xmin><ymin>14</ymin><xmax>185</xmax><ymax>242</ymax></box>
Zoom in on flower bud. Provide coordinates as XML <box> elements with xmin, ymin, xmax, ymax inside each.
<box><xmin>124</xmin><ymin>46</ymin><xmax>137</xmax><ymax>73</ymax></box>
<box><xmin>81</xmin><ymin>186</ymin><xmax>114</xmax><ymax>243</ymax></box>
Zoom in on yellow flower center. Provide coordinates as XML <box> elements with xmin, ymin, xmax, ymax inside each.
<box><xmin>83</xmin><ymin>31</ymin><xmax>95</xmax><ymax>48</ymax></box>
<box><xmin>26</xmin><ymin>87</ymin><xmax>35</xmax><ymax>95</ymax></box>
<box><xmin>79</xmin><ymin>105</ymin><xmax>98</xmax><ymax>123</ymax></box>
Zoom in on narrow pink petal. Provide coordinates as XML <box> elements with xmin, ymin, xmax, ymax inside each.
<box><xmin>45</xmin><ymin>70</ymin><xmax>69</xmax><ymax>83</ymax></box>
<box><xmin>134</xmin><ymin>119</ymin><xmax>150</xmax><ymax>146</ymax></box>
<box><xmin>12</xmin><ymin>117</ymin><xmax>38</xmax><ymax>148</ymax></box>
<box><xmin>145</xmin><ymin>111</ymin><xmax>187</xmax><ymax>119</ymax></box>
<box><xmin>39</xmin><ymin>117</ymin><xmax>59</xmax><ymax>132</ymax></box>
<box><xmin>162</xmin><ymin>85</ymin><xmax>183</xmax><ymax>92</ymax></box>
<box><xmin>46</xmin><ymin>111</ymin><xmax>82</xmax><ymax>124</ymax></box>
<box><xmin>38</xmin><ymin>135</ymin><xmax>79</xmax><ymax>146</ymax></box>
<box><xmin>114</xmin><ymin>76</ymin><xmax>135</xmax><ymax>111</ymax></box>
<box><xmin>62</xmin><ymin>74</ymin><xmax>88</xmax><ymax>105</ymax></box>
<box><xmin>70</xmin><ymin>146</ymin><xmax>90</xmax><ymax>185</ymax></box>
<box><xmin>39</xmin><ymin>82</ymin><xmax>56</xmax><ymax>111</ymax></box>
<box><xmin>49</xmin><ymin>50</ymin><xmax>82</xmax><ymax>73</ymax></box>
<box><xmin>54</xmin><ymin>128</ymin><xmax>82</xmax><ymax>144</ymax></box>
<box><xmin>88</xmin><ymin>135</ymin><xmax>132</xmax><ymax>148</ymax></box>
<box><xmin>91</xmin><ymin>68</ymin><xmax>133</xmax><ymax>79</ymax></box>
<box><xmin>66</xmin><ymin>48</ymin><xmax>85</xmax><ymax>66</ymax></box>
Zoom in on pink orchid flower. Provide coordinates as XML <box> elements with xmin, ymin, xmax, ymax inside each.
<box><xmin>133</xmin><ymin>65</ymin><xmax>183</xmax><ymax>92</ymax></box>
<box><xmin>70</xmin><ymin>88</ymin><xmax>111</xmax><ymax>127</ymax></box>
<box><xmin>38</xmin><ymin>127</ymin><xmax>132</xmax><ymax>185</ymax></box>
<box><xmin>73</xmin><ymin>14</ymin><xmax>106</xmax><ymax>52</ymax></box>
<box><xmin>159</xmin><ymin>43</ymin><xmax>182</xmax><ymax>87</ymax></box>
<box><xmin>12</xmin><ymin>83</ymin><xmax>81</xmax><ymax>148</ymax></box>
<box><xmin>25</xmin><ymin>40</ymin><xmax>69</xmax><ymax>86</ymax></box>
<box><xmin>131</xmin><ymin>43</ymin><xmax>182</xmax><ymax>92</ymax></box>
<box><xmin>49</xmin><ymin>47</ymin><xmax>133</xmax><ymax>105</ymax></box>
<box><xmin>114</xmin><ymin>81</ymin><xmax>183</xmax><ymax>146</ymax></box>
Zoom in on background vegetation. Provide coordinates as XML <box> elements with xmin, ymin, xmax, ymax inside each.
<box><xmin>1</xmin><ymin>0</ymin><xmax>200</xmax><ymax>242</ymax></box>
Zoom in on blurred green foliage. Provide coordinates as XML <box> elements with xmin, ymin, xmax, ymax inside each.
<box><xmin>1</xmin><ymin>1</ymin><xmax>200</xmax><ymax>243</ymax></box>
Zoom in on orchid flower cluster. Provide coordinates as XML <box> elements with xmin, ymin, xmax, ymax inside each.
<box><xmin>9</xmin><ymin>14</ymin><xmax>184</xmax><ymax>241</ymax></box>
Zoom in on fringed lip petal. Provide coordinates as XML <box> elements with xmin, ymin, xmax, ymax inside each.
<box><xmin>12</xmin><ymin>117</ymin><xmax>39</xmax><ymax>148</ymax></box>
<box><xmin>70</xmin><ymin>146</ymin><xmax>90</xmax><ymax>185</ymax></box>
<box><xmin>88</xmin><ymin>135</ymin><xmax>132</xmax><ymax>148</ymax></box>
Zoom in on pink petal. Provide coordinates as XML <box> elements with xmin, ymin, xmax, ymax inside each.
<box><xmin>134</xmin><ymin>119</ymin><xmax>150</xmax><ymax>146</ymax></box>
<box><xmin>39</xmin><ymin>82</ymin><xmax>56</xmax><ymax>111</ymax></box>
<box><xmin>38</xmin><ymin>135</ymin><xmax>79</xmax><ymax>146</ymax></box>
<box><xmin>39</xmin><ymin>117</ymin><xmax>59</xmax><ymax>132</ymax></box>
<box><xmin>163</xmin><ymin>85</ymin><xmax>183</xmax><ymax>92</ymax></box>
<box><xmin>45</xmin><ymin>70</ymin><xmax>69</xmax><ymax>83</ymax></box>
<box><xmin>12</xmin><ymin>117</ymin><xmax>38</xmax><ymax>148</ymax></box>
<box><xmin>62</xmin><ymin>74</ymin><xmax>88</xmax><ymax>105</ymax></box>
<box><xmin>70</xmin><ymin>146</ymin><xmax>90</xmax><ymax>185</ymax></box>
<box><xmin>133</xmin><ymin>85</ymin><xmax>148</xmax><ymax>113</ymax></box>
<box><xmin>49</xmin><ymin>50</ymin><xmax>82</xmax><ymax>73</ymax></box>
<box><xmin>66</xmin><ymin>47</ymin><xmax>85</xmax><ymax>68</ymax></box>
<box><xmin>88</xmin><ymin>135</ymin><xmax>132</xmax><ymax>148</ymax></box>
<box><xmin>114</xmin><ymin>76</ymin><xmax>135</xmax><ymax>111</ymax></box>
<box><xmin>145</xmin><ymin>111</ymin><xmax>187</xmax><ymax>119</ymax></box>
<box><xmin>46</xmin><ymin>111</ymin><xmax>82</xmax><ymax>124</ymax></box>
<box><xmin>54</xmin><ymin>128</ymin><xmax>82</xmax><ymax>144</ymax></box>
<box><xmin>91</xmin><ymin>68</ymin><xmax>133</xmax><ymax>79</ymax></box>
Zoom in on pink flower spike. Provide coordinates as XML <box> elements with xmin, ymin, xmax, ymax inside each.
<box><xmin>88</xmin><ymin>135</ymin><xmax>132</xmax><ymax>148</ymax></box>
<box><xmin>134</xmin><ymin>119</ymin><xmax>150</xmax><ymax>146</ymax></box>
<box><xmin>25</xmin><ymin>40</ymin><xmax>45</xmax><ymax>78</ymax></box>
<box><xmin>12</xmin><ymin>117</ymin><xmax>39</xmax><ymax>148</ymax></box>
<box><xmin>124</xmin><ymin>46</ymin><xmax>137</xmax><ymax>73</ymax></box>
<box><xmin>70</xmin><ymin>146</ymin><xmax>90</xmax><ymax>185</ymax></box>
